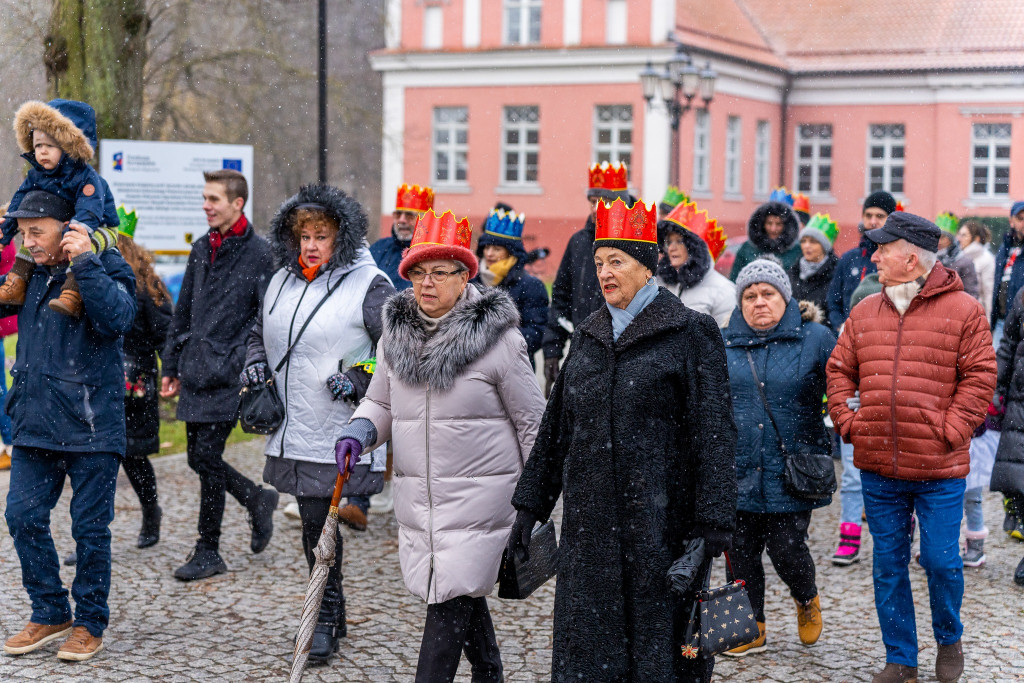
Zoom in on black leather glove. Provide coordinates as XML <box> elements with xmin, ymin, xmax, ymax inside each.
<box><xmin>701</xmin><ymin>528</ymin><xmax>733</xmax><ymax>558</ymax></box>
<box><xmin>507</xmin><ymin>508</ymin><xmax>538</xmax><ymax>563</ymax></box>
<box><xmin>543</xmin><ymin>358</ymin><xmax>560</xmax><ymax>398</ymax></box>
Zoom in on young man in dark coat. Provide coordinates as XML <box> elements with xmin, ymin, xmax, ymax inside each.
<box><xmin>541</xmin><ymin>162</ymin><xmax>630</xmax><ymax>395</ymax></box>
<box><xmin>369</xmin><ymin>183</ymin><xmax>432</xmax><ymax>291</ymax></box>
<box><xmin>160</xmin><ymin>169</ymin><xmax>276</xmax><ymax>581</ymax></box>
<box><xmin>2</xmin><ymin>191</ymin><xmax>137</xmax><ymax>662</ymax></box>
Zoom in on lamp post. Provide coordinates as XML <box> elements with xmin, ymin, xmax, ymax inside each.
<box><xmin>640</xmin><ymin>40</ymin><xmax>717</xmax><ymax>189</ymax></box>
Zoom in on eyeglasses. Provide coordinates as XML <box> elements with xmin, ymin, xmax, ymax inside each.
<box><xmin>407</xmin><ymin>269</ymin><xmax>463</xmax><ymax>284</ymax></box>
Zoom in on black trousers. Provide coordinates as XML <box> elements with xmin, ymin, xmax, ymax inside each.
<box><xmin>415</xmin><ymin>596</ymin><xmax>502</xmax><ymax>683</ymax></box>
<box><xmin>729</xmin><ymin>510</ymin><xmax>817</xmax><ymax>622</ymax></box>
<box><xmin>296</xmin><ymin>496</ymin><xmax>346</xmax><ymax>632</ymax></box>
<box><xmin>186</xmin><ymin>421</ymin><xmax>259</xmax><ymax>551</ymax></box>
<box><xmin>121</xmin><ymin>454</ymin><xmax>158</xmax><ymax>509</ymax></box>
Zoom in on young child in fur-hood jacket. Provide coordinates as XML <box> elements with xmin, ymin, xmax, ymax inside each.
<box><xmin>0</xmin><ymin>99</ymin><xmax>120</xmax><ymax>317</ymax></box>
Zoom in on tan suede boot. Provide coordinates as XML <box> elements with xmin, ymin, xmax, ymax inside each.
<box><xmin>49</xmin><ymin>273</ymin><xmax>83</xmax><ymax>317</ymax></box>
<box><xmin>0</xmin><ymin>257</ymin><xmax>32</xmax><ymax>305</ymax></box>
<box><xmin>795</xmin><ymin>595</ymin><xmax>822</xmax><ymax>645</ymax></box>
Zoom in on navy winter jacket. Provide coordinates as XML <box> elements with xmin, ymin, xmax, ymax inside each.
<box><xmin>723</xmin><ymin>299</ymin><xmax>836</xmax><ymax>513</ymax></box>
<box><xmin>499</xmin><ymin>257</ymin><xmax>548</xmax><ymax>360</ymax></box>
<box><xmin>991</xmin><ymin>230</ymin><xmax>1024</xmax><ymax>325</ymax></box>
<box><xmin>369</xmin><ymin>228</ymin><xmax>411</xmax><ymax>291</ymax></box>
<box><xmin>1</xmin><ymin>250</ymin><xmax>137</xmax><ymax>454</ymax></box>
<box><xmin>827</xmin><ymin>232</ymin><xmax>877</xmax><ymax>329</ymax></box>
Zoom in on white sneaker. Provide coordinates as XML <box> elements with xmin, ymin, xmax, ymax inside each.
<box><xmin>283</xmin><ymin>500</ymin><xmax>301</xmax><ymax>521</ymax></box>
<box><xmin>369</xmin><ymin>480</ymin><xmax>394</xmax><ymax>514</ymax></box>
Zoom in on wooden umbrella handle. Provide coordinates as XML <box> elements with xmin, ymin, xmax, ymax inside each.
<box><xmin>330</xmin><ymin>470</ymin><xmax>351</xmax><ymax>510</ymax></box>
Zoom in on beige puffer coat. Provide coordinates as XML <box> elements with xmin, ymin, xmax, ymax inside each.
<box><xmin>352</xmin><ymin>285</ymin><xmax>546</xmax><ymax>604</ymax></box>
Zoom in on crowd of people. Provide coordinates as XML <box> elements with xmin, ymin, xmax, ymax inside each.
<box><xmin>0</xmin><ymin>98</ymin><xmax>1022</xmax><ymax>683</ymax></box>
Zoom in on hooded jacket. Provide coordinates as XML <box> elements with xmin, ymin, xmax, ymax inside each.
<box><xmin>1</xmin><ymin>100</ymin><xmax>111</xmax><ymax>239</ymax></box>
<box><xmin>729</xmin><ymin>202</ymin><xmax>802</xmax><ymax>280</ymax></box>
<box><xmin>162</xmin><ymin>218</ymin><xmax>273</xmax><ymax>422</ymax></box>
<box><xmin>351</xmin><ymin>286</ymin><xmax>545</xmax><ymax>604</ymax></box>
<box><xmin>827</xmin><ymin>264</ymin><xmax>995</xmax><ymax>481</ymax></box>
<box><xmin>826</xmin><ymin>231</ymin><xmax>878</xmax><ymax>329</ymax></box>
<box><xmin>542</xmin><ymin>216</ymin><xmax>604</xmax><ymax>358</ymax></box>
<box><xmin>725</xmin><ymin>299</ymin><xmax>835</xmax><ymax>513</ymax></box>
<box><xmin>787</xmin><ymin>251</ymin><xmax>839</xmax><ymax>321</ymax></box>
<box><xmin>369</xmin><ymin>226</ymin><xmax>412</xmax><ymax>291</ymax></box>
<box><xmin>512</xmin><ymin>290</ymin><xmax>737</xmax><ymax>682</ymax></box>
<box><xmin>1</xmin><ymin>250</ymin><xmax>136</xmax><ymax>454</ymax></box>
<box><xmin>245</xmin><ymin>184</ymin><xmax>393</xmax><ymax>473</ymax></box>
<box><xmin>655</xmin><ymin>224</ymin><xmax>735</xmax><ymax>327</ymax></box>
<box><xmin>991</xmin><ymin>229</ymin><xmax>1024</xmax><ymax>325</ymax></box>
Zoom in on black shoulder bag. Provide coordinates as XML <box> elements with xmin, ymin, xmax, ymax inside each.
<box><xmin>746</xmin><ymin>350</ymin><xmax>837</xmax><ymax>501</ymax></box>
<box><xmin>239</xmin><ymin>273</ymin><xmax>346</xmax><ymax>435</ymax></box>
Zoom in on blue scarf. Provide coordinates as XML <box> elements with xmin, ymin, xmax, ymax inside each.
<box><xmin>607</xmin><ymin>278</ymin><xmax>659</xmax><ymax>341</ymax></box>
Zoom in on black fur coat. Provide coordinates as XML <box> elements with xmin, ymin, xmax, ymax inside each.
<box><xmin>512</xmin><ymin>289</ymin><xmax>738</xmax><ymax>682</ymax></box>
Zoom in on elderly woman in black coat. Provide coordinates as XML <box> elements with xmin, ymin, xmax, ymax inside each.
<box><xmin>509</xmin><ymin>200</ymin><xmax>737</xmax><ymax>682</ymax></box>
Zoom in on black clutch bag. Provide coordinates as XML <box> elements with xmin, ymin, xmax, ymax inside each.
<box><xmin>681</xmin><ymin>554</ymin><xmax>759</xmax><ymax>659</ymax></box>
<box><xmin>239</xmin><ymin>380</ymin><xmax>285</xmax><ymax>435</ymax></box>
<box><xmin>498</xmin><ymin>520</ymin><xmax>559</xmax><ymax>600</ymax></box>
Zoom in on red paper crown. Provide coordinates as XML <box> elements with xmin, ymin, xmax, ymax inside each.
<box><xmin>395</xmin><ymin>183</ymin><xmax>434</xmax><ymax>213</ymax></box>
<box><xmin>410</xmin><ymin>209</ymin><xmax>472</xmax><ymax>250</ymax></box>
<box><xmin>793</xmin><ymin>194</ymin><xmax>810</xmax><ymax>213</ymax></box>
<box><xmin>588</xmin><ymin>162</ymin><xmax>628</xmax><ymax>192</ymax></box>
<box><xmin>595</xmin><ymin>199</ymin><xmax>657</xmax><ymax>244</ymax></box>
<box><xmin>664</xmin><ymin>201</ymin><xmax>727</xmax><ymax>261</ymax></box>
<box><xmin>895</xmin><ymin>200</ymin><xmax>905</xmax><ymax>212</ymax></box>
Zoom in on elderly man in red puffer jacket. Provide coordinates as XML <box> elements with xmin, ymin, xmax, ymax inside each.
<box><xmin>827</xmin><ymin>211</ymin><xmax>995</xmax><ymax>683</ymax></box>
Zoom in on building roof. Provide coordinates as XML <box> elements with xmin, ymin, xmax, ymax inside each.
<box><xmin>676</xmin><ymin>0</ymin><xmax>1024</xmax><ymax>73</ymax></box>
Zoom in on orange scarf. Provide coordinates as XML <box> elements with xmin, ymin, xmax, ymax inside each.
<box><xmin>299</xmin><ymin>256</ymin><xmax>322</xmax><ymax>282</ymax></box>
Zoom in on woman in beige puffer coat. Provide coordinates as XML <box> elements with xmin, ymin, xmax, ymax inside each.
<box><xmin>335</xmin><ymin>218</ymin><xmax>546</xmax><ymax>682</ymax></box>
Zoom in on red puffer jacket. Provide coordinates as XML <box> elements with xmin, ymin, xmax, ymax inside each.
<box><xmin>827</xmin><ymin>264</ymin><xmax>996</xmax><ymax>481</ymax></box>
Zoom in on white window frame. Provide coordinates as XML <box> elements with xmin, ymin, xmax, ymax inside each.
<box><xmin>592</xmin><ymin>105</ymin><xmax>632</xmax><ymax>178</ymax></box>
<box><xmin>501</xmin><ymin>106</ymin><xmax>540</xmax><ymax>185</ymax></box>
<box><xmin>754</xmin><ymin>120</ymin><xmax>771</xmax><ymax>197</ymax></box>
<box><xmin>865</xmin><ymin>123</ymin><xmax>905</xmax><ymax>196</ymax></box>
<box><xmin>970</xmin><ymin>122</ymin><xmax>1012</xmax><ymax>198</ymax></box>
<box><xmin>794</xmin><ymin>123</ymin><xmax>833</xmax><ymax>196</ymax></box>
<box><xmin>503</xmin><ymin>0</ymin><xmax>542</xmax><ymax>45</ymax></box>
<box><xmin>605</xmin><ymin>0</ymin><xmax>627</xmax><ymax>45</ymax></box>
<box><xmin>724</xmin><ymin>115</ymin><xmax>742</xmax><ymax>195</ymax></box>
<box><xmin>431</xmin><ymin>106</ymin><xmax>468</xmax><ymax>186</ymax></box>
<box><xmin>422</xmin><ymin>6</ymin><xmax>443</xmax><ymax>49</ymax></box>
<box><xmin>692</xmin><ymin>110</ymin><xmax>711</xmax><ymax>193</ymax></box>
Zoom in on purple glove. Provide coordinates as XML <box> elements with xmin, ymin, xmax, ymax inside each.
<box><xmin>334</xmin><ymin>438</ymin><xmax>363</xmax><ymax>475</ymax></box>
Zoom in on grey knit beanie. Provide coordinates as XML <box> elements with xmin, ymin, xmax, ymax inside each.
<box><xmin>736</xmin><ymin>258</ymin><xmax>792</xmax><ymax>304</ymax></box>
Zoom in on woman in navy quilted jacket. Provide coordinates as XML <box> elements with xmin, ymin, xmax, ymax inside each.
<box><xmin>721</xmin><ymin>258</ymin><xmax>836</xmax><ymax>657</ymax></box>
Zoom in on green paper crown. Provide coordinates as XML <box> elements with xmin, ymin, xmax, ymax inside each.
<box><xmin>935</xmin><ymin>212</ymin><xmax>959</xmax><ymax>237</ymax></box>
<box><xmin>117</xmin><ymin>204</ymin><xmax>138</xmax><ymax>238</ymax></box>
<box><xmin>806</xmin><ymin>213</ymin><xmax>838</xmax><ymax>244</ymax></box>
<box><xmin>660</xmin><ymin>186</ymin><xmax>689</xmax><ymax>208</ymax></box>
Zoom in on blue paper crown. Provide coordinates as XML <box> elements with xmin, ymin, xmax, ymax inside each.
<box><xmin>769</xmin><ymin>187</ymin><xmax>794</xmax><ymax>207</ymax></box>
<box><xmin>483</xmin><ymin>209</ymin><xmax>525</xmax><ymax>240</ymax></box>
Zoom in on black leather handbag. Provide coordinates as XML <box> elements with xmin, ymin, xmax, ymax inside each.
<box><xmin>681</xmin><ymin>554</ymin><xmax>758</xmax><ymax>659</ymax></box>
<box><xmin>497</xmin><ymin>520</ymin><xmax>559</xmax><ymax>600</ymax></box>
<box><xmin>239</xmin><ymin>274</ymin><xmax>345</xmax><ymax>435</ymax></box>
<box><xmin>746</xmin><ymin>350</ymin><xmax>837</xmax><ymax>501</ymax></box>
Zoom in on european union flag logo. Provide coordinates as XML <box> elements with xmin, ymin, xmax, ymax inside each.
<box><xmin>222</xmin><ymin>159</ymin><xmax>242</xmax><ymax>172</ymax></box>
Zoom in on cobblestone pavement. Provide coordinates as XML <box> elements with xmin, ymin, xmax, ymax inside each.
<box><xmin>1</xmin><ymin>440</ymin><xmax>1022</xmax><ymax>681</ymax></box>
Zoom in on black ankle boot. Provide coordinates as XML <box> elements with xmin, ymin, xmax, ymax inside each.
<box><xmin>173</xmin><ymin>545</ymin><xmax>227</xmax><ymax>581</ymax></box>
<box><xmin>248</xmin><ymin>487</ymin><xmax>279</xmax><ymax>554</ymax></box>
<box><xmin>307</xmin><ymin>623</ymin><xmax>340</xmax><ymax>665</ymax></box>
<box><xmin>137</xmin><ymin>504</ymin><xmax>162</xmax><ymax>549</ymax></box>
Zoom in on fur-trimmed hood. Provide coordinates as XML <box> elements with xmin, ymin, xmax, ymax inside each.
<box><xmin>799</xmin><ymin>300</ymin><xmax>824</xmax><ymax>324</ymax></box>
<box><xmin>382</xmin><ymin>286</ymin><xmax>521</xmax><ymax>392</ymax></box>
<box><xmin>655</xmin><ymin>221</ymin><xmax>712</xmax><ymax>290</ymax></box>
<box><xmin>268</xmin><ymin>183</ymin><xmax>368</xmax><ymax>273</ymax></box>
<box><xmin>747</xmin><ymin>201</ymin><xmax>800</xmax><ymax>254</ymax></box>
<box><xmin>14</xmin><ymin>99</ymin><xmax>96</xmax><ymax>163</ymax></box>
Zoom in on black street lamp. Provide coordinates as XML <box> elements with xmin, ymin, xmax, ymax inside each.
<box><xmin>641</xmin><ymin>40</ymin><xmax>717</xmax><ymax>188</ymax></box>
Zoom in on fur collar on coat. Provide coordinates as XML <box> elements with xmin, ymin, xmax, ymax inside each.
<box><xmin>655</xmin><ymin>224</ymin><xmax>712</xmax><ymax>290</ymax></box>
<box><xmin>269</xmin><ymin>183</ymin><xmax>368</xmax><ymax>273</ymax></box>
<box><xmin>382</xmin><ymin>285</ymin><xmax>521</xmax><ymax>392</ymax></box>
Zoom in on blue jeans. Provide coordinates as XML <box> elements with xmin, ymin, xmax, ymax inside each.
<box><xmin>4</xmin><ymin>447</ymin><xmax>119</xmax><ymax>637</ymax></box>
<box><xmin>862</xmin><ymin>471</ymin><xmax>965</xmax><ymax>667</ymax></box>
<box><xmin>0</xmin><ymin>342</ymin><xmax>12</xmax><ymax>444</ymax></box>
<box><xmin>840</xmin><ymin>440</ymin><xmax>863</xmax><ymax>524</ymax></box>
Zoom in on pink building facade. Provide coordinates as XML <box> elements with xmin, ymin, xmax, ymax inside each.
<box><xmin>371</xmin><ymin>0</ymin><xmax>1024</xmax><ymax>271</ymax></box>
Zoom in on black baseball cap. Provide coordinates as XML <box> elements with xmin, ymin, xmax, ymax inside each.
<box><xmin>4</xmin><ymin>190</ymin><xmax>75</xmax><ymax>222</ymax></box>
<box><xmin>865</xmin><ymin>211</ymin><xmax>940</xmax><ymax>253</ymax></box>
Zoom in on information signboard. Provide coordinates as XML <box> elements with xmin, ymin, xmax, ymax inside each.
<box><xmin>99</xmin><ymin>139</ymin><xmax>254</xmax><ymax>254</ymax></box>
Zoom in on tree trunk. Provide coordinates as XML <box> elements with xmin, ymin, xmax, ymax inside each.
<box><xmin>44</xmin><ymin>0</ymin><xmax>149</xmax><ymax>142</ymax></box>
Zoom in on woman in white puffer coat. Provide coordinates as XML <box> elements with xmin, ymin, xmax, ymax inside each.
<box><xmin>335</xmin><ymin>211</ymin><xmax>546</xmax><ymax>682</ymax></box>
<box><xmin>958</xmin><ymin>219</ymin><xmax>996</xmax><ymax>321</ymax></box>
<box><xmin>655</xmin><ymin>213</ymin><xmax>735</xmax><ymax>327</ymax></box>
